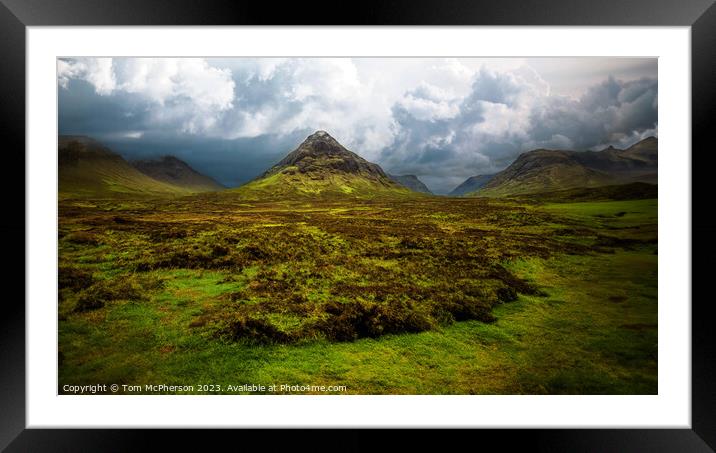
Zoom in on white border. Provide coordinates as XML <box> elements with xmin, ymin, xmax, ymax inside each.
<box><xmin>27</xmin><ymin>26</ymin><xmax>691</xmax><ymax>428</ymax></box>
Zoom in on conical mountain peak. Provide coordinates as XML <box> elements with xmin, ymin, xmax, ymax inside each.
<box><xmin>234</xmin><ymin>130</ymin><xmax>412</xmax><ymax>199</ymax></box>
<box><xmin>264</xmin><ymin>131</ymin><xmax>388</xmax><ymax>179</ymax></box>
<box><xmin>310</xmin><ymin>130</ymin><xmax>331</xmax><ymax>138</ymax></box>
<box><xmin>295</xmin><ymin>130</ymin><xmax>346</xmax><ymax>155</ymax></box>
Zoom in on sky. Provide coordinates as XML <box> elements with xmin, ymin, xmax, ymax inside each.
<box><xmin>58</xmin><ymin>57</ymin><xmax>657</xmax><ymax>194</ymax></box>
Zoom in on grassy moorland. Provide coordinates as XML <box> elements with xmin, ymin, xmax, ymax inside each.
<box><xmin>58</xmin><ymin>193</ymin><xmax>657</xmax><ymax>394</ymax></box>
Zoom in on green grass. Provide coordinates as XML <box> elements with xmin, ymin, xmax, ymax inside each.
<box><xmin>226</xmin><ymin>167</ymin><xmax>415</xmax><ymax>201</ymax></box>
<box><xmin>541</xmin><ymin>199</ymin><xmax>657</xmax><ymax>224</ymax></box>
<box><xmin>509</xmin><ymin>182</ymin><xmax>657</xmax><ymax>203</ymax></box>
<box><xmin>58</xmin><ymin>196</ymin><xmax>657</xmax><ymax>394</ymax></box>
<box><xmin>59</xmin><ymin>156</ymin><xmax>195</xmax><ymax>200</ymax></box>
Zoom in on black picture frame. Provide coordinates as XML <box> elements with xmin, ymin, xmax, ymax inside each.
<box><xmin>2</xmin><ymin>0</ymin><xmax>713</xmax><ymax>450</ymax></box>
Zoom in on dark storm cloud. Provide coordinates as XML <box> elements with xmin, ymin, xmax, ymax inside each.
<box><xmin>58</xmin><ymin>76</ymin><xmax>313</xmax><ymax>187</ymax></box>
<box><xmin>58</xmin><ymin>79</ymin><xmax>308</xmax><ymax>186</ymax></box>
<box><xmin>100</xmin><ymin>131</ymin><xmax>309</xmax><ymax>188</ymax></box>
<box><xmin>58</xmin><ymin>79</ymin><xmax>151</xmax><ymax>136</ymax></box>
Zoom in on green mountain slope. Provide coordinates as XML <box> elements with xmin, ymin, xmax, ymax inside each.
<box><xmin>472</xmin><ymin>137</ymin><xmax>658</xmax><ymax>197</ymax></box>
<box><xmin>131</xmin><ymin>155</ymin><xmax>225</xmax><ymax>192</ymax></box>
<box><xmin>449</xmin><ymin>174</ymin><xmax>495</xmax><ymax>196</ymax></box>
<box><xmin>388</xmin><ymin>174</ymin><xmax>433</xmax><ymax>194</ymax></box>
<box><xmin>59</xmin><ymin>136</ymin><xmax>192</xmax><ymax>198</ymax></box>
<box><xmin>230</xmin><ymin>131</ymin><xmax>414</xmax><ymax>200</ymax></box>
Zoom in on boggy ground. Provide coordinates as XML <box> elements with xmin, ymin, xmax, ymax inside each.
<box><xmin>58</xmin><ymin>195</ymin><xmax>657</xmax><ymax>394</ymax></box>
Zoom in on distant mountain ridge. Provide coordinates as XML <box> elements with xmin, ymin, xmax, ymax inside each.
<box><xmin>388</xmin><ymin>174</ymin><xmax>432</xmax><ymax>194</ymax></box>
<box><xmin>449</xmin><ymin>174</ymin><xmax>495</xmax><ymax>196</ymax></box>
<box><xmin>473</xmin><ymin>137</ymin><xmax>657</xmax><ymax>196</ymax></box>
<box><xmin>132</xmin><ymin>155</ymin><xmax>224</xmax><ymax>192</ymax></box>
<box><xmin>232</xmin><ymin>131</ymin><xmax>412</xmax><ymax>199</ymax></box>
<box><xmin>59</xmin><ymin>134</ymin><xmax>658</xmax><ymax>201</ymax></box>
<box><xmin>58</xmin><ymin>135</ymin><xmax>191</xmax><ymax>198</ymax></box>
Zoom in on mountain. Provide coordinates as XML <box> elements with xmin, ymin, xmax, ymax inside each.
<box><xmin>231</xmin><ymin>131</ymin><xmax>411</xmax><ymax>199</ymax></box>
<box><xmin>472</xmin><ymin>137</ymin><xmax>658</xmax><ymax>197</ymax></box>
<box><xmin>388</xmin><ymin>174</ymin><xmax>432</xmax><ymax>194</ymax></box>
<box><xmin>59</xmin><ymin>135</ymin><xmax>191</xmax><ymax>198</ymax></box>
<box><xmin>132</xmin><ymin>156</ymin><xmax>224</xmax><ymax>192</ymax></box>
<box><xmin>449</xmin><ymin>174</ymin><xmax>495</xmax><ymax>196</ymax></box>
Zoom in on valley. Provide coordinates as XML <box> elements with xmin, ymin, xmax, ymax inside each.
<box><xmin>57</xmin><ymin>131</ymin><xmax>658</xmax><ymax>394</ymax></box>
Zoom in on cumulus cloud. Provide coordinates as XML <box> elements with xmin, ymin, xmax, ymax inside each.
<box><xmin>397</xmin><ymin>83</ymin><xmax>462</xmax><ymax>121</ymax></box>
<box><xmin>58</xmin><ymin>58</ymin><xmax>235</xmax><ymax>134</ymax></box>
<box><xmin>214</xmin><ymin>58</ymin><xmax>397</xmax><ymax>158</ymax></box>
<box><xmin>58</xmin><ymin>57</ymin><xmax>115</xmax><ymax>94</ymax></box>
<box><xmin>58</xmin><ymin>57</ymin><xmax>657</xmax><ymax>193</ymax></box>
<box><xmin>381</xmin><ymin>69</ymin><xmax>657</xmax><ymax>192</ymax></box>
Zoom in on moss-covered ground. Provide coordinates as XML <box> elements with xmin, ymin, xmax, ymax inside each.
<box><xmin>58</xmin><ymin>195</ymin><xmax>657</xmax><ymax>394</ymax></box>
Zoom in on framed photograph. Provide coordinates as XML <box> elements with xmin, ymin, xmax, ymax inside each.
<box><xmin>4</xmin><ymin>0</ymin><xmax>714</xmax><ymax>449</ymax></box>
